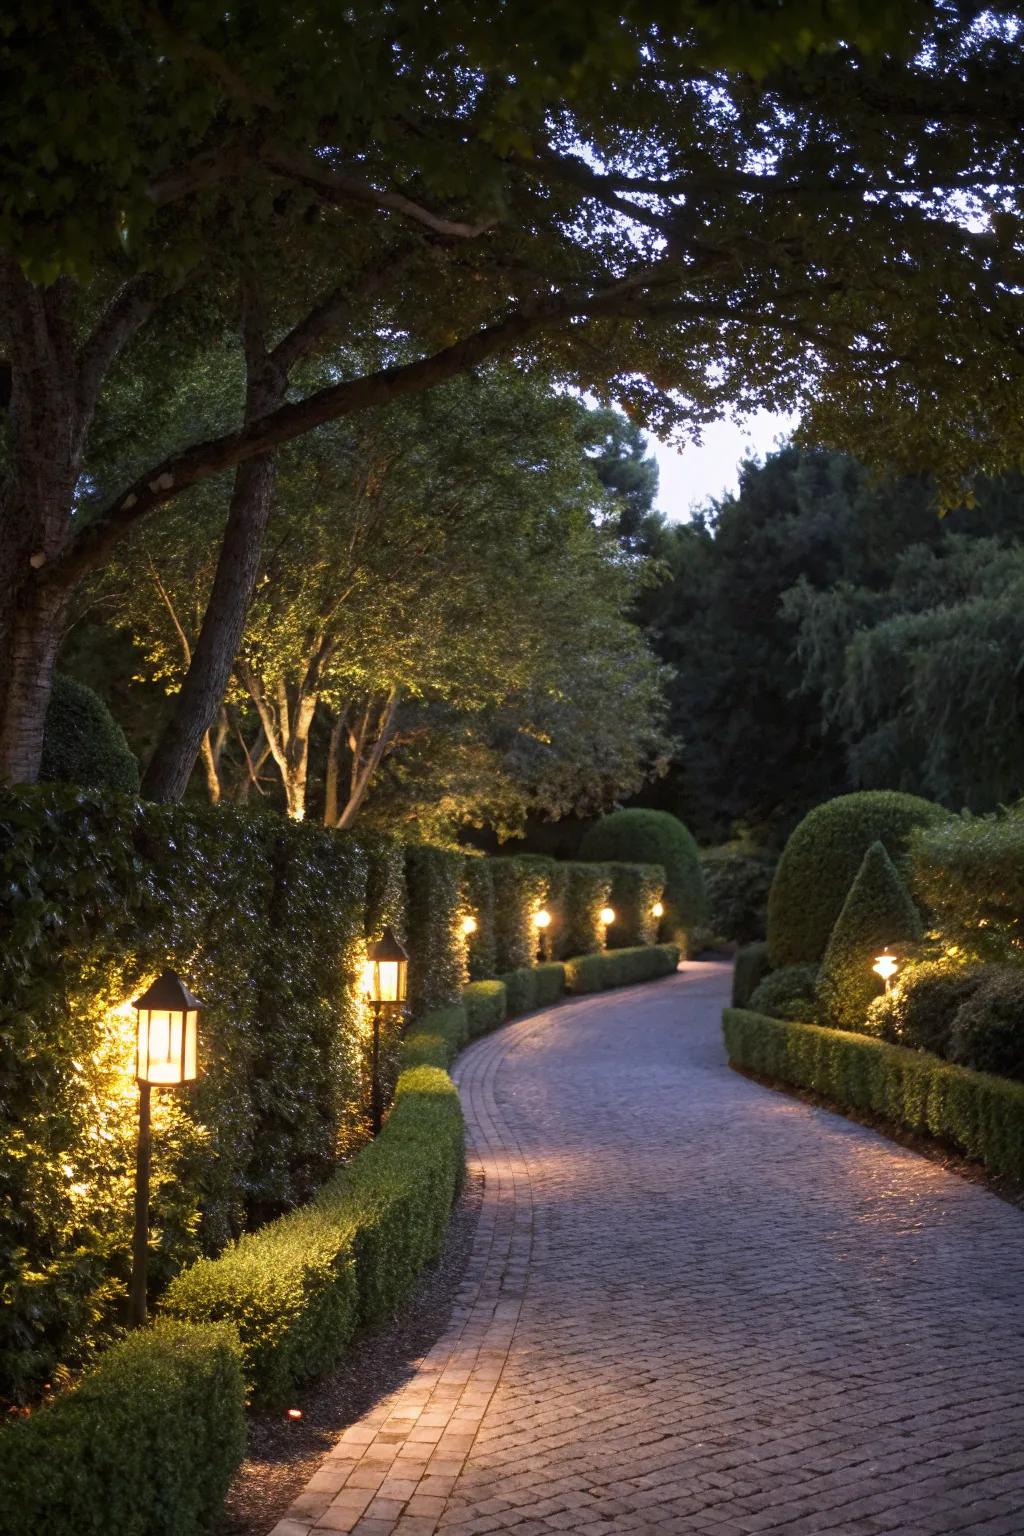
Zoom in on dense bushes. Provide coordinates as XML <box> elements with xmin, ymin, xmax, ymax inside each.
<box><xmin>701</xmin><ymin>848</ymin><xmax>775</xmax><ymax>944</ymax></box>
<box><xmin>0</xmin><ymin>1321</ymin><xmax>245</xmax><ymax>1536</ymax></box>
<box><xmin>724</xmin><ymin>1008</ymin><xmax>1024</xmax><ymax>1186</ymax></box>
<box><xmin>748</xmin><ymin>964</ymin><xmax>819</xmax><ymax>1023</ymax></box>
<box><xmin>605</xmin><ymin>861</ymin><xmax>664</xmax><ymax>948</ymax></box>
<box><xmin>732</xmin><ymin>941</ymin><xmax>771</xmax><ymax>1008</ymax></box>
<box><xmin>462</xmin><ymin>857</ymin><xmax>497</xmax><ymax>981</ymax></box>
<box><xmin>164</xmin><ymin>1065</ymin><xmax>462</xmax><ymax>1406</ymax></box>
<box><xmin>949</xmin><ymin>968</ymin><xmax>1024</xmax><ymax>1081</ymax></box>
<box><xmin>489</xmin><ymin>856</ymin><xmax>549</xmax><ymax>972</ymax></box>
<box><xmin>911</xmin><ymin>810</ymin><xmax>1024</xmax><ymax>961</ymax></box>
<box><xmin>562</xmin><ymin>860</ymin><xmax>613</xmax><ymax>958</ymax></box>
<box><xmin>767</xmin><ymin>790</ymin><xmax>944</xmax><ymax>967</ymax></box>
<box><xmin>816</xmin><ymin>841</ymin><xmax>923</xmax><ymax>1032</ymax></box>
<box><xmin>579</xmin><ymin>809</ymin><xmax>706</xmax><ymax>951</ymax></box>
<box><xmin>40</xmin><ymin>674</ymin><xmax>140</xmax><ymax>794</ymax></box>
<box><xmin>870</xmin><ymin>959</ymin><xmax>985</xmax><ymax>1056</ymax></box>
<box><xmin>464</xmin><ymin>979</ymin><xmax>507</xmax><ymax>1037</ymax></box>
<box><xmin>405</xmin><ymin>844</ymin><xmax>466</xmax><ymax>1014</ymax></box>
<box><xmin>564</xmin><ymin>943</ymin><xmax>680</xmax><ymax>994</ymax></box>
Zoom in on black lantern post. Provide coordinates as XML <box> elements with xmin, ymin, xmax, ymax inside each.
<box><xmin>129</xmin><ymin>971</ymin><xmax>200</xmax><ymax>1328</ymax></box>
<box><xmin>363</xmin><ymin>927</ymin><xmax>409</xmax><ymax>1134</ymax></box>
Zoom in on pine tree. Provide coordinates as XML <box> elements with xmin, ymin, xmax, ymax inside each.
<box><xmin>816</xmin><ymin>841</ymin><xmax>922</xmax><ymax>1033</ymax></box>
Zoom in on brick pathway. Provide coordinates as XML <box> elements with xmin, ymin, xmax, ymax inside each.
<box><xmin>271</xmin><ymin>962</ymin><xmax>1024</xmax><ymax>1536</ymax></box>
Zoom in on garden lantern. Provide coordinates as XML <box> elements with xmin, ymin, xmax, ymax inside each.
<box><xmin>651</xmin><ymin>901</ymin><xmax>664</xmax><ymax>919</ymax></box>
<box><xmin>129</xmin><ymin>971</ymin><xmax>201</xmax><ymax>1328</ymax></box>
<box><xmin>363</xmin><ymin>927</ymin><xmax>409</xmax><ymax>1134</ymax></box>
<box><xmin>532</xmin><ymin>907</ymin><xmax>551</xmax><ymax>961</ymax></box>
<box><xmin>462</xmin><ymin>915</ymin><xmax>478</xmax><ymax>936</ymax></box>
<box><xmin>533</xmin><ymin>909</ymin><xmax>551</xmax><ymax>930</ymax></box>
<box><xmin>600</xmin><ymin>906</ymin><xmax>616</xmax><ymax>927</ymax></box>
<box><xmin>872</xmin><ymin>949</ymin><xmax>899</xmax><ymax>993</ymax></box>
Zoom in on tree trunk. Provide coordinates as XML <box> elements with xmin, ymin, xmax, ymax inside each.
<box><xmin>324</xmin><ymin>714</ymin><xmax>345</xmax><ymax>826</ymax></box>
<box><xmin>0</xmin><ymin>585</ymin><xmax>69</xmax><ymax>782</ymax></box>
<box><xmin>141</xmin><ymin>360</ymin><xmax>282</xmax><ymax>802</ymax></box>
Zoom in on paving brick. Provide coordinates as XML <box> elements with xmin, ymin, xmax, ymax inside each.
<box><xmin>275</xmin><ymin>964</ymin><xmax>1024</xmax><ymax>1536</ymax></box>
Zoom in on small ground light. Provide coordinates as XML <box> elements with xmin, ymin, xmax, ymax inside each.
<box><xmin>462</xmin><ymin>915</ymin><xmax>478</xmax><ymax>935</ymax></box>
<box><xmin>533</xmin><ymin>909</ymin><xmax>551</xmax><ymax>929</ymax></box>
<box><xmin>287</xmin><ymin>1408</ymin><xmax>303</xmax><ymax>1421</ymax></box>
<box><xmin>600</xmin><ymin>906</ymin><xmax>616</xmax><ymax>926</ymax></box>
<box><xmin>872</xmin><ymin>949</ymin><xmax>899</xmax><ymax>993</ymax></box>
<box><xmin>651</xmin><ymin>901</ymin><xmax>664</xmax><ymax>918</ymax></box>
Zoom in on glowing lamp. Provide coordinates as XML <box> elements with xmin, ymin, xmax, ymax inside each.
<box><xmin>533</xmin><ymin>909</ymin><xmax>551</xmax><ymax>929</ymax></box>
<box><xmin>128</xmin><ymin>970</ymin><xmax>201</xmax><ymax>1331</ymax></box>
<box><xmin>651</xmin><ymin>901</ymin><xmax>664</xmax><ymax>919</ymax></box>
<box><xmin>362</xmin><ymin>927</ymin><xmax>409</xmax><ymax>1007</ymax></box>
<box><xmin>599</xmin><ymin>906</ymin><xmax>616</xmax><ymax>926</ymax></box>
<box><xmin>462</xmin><ymin>915</ymin><xmax>478</xmax><ymax>936</ymax></box>
<box><xmin>872</xmin><ymin>949</ymin><xmax>899</xmax><ymax>993</ymax></box>
<box><xmin>132</xmin><ymin>971</ymin><xmax>200</xmax><ymax>1086</ymax></box>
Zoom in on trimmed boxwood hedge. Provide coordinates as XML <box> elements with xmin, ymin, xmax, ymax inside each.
<box><xmin>564</xmin><ymin>943</ymin><xmax>680</xmax><ymax>994</ymax></box>
<box><xmin>0</xmin><ymin>1321</ymin><xmax>246</xmax><ymax>1536</ymax></box>
<box><xmin>815</xmin><ymin>840</ymin><xmax>922</xmax><ymax>1033</ymax></box>
<box><xmin>579</xmin><ymin>808</ymin><xmax>706</xmax><ymax>952</ymax></box>
<box><xmin>723</xmin><ymin>1007</ymin><xmax>1024</xmax><ymax>1186</ymax></box>
<box><xmin>40</xmin><ymin>673</ymin><xmax>140</xmax><ymax>794</ymax></box>
<box><xmin>163</xmin><ymin>1064</ymin><xmax>463</xmax><ymax>1407</ymax></box>
<box><xmin>464</xmin><ymin>979</ymin><xmax>507</xmax><ymax>1037</ymax></box>
<box><xmin>767</xmin><ymin>790</ymin><xmax>944</xmax><ymax>968</ymax></box>
<box><xmin>732</xmin><ymin>941</ymin><xmax>771</xmax><ymax>1008</ymax></box>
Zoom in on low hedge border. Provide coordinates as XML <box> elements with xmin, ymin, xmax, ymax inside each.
<box><xmin>564</xmin><ymin>943</ymin><xmax>680</xmax><ymax>995</ymax></box>
<box><xmin>0</xmin><ymin>1320</ymin><xmax>246</xmax><ymax>1536</ymax></box>
<box><xmin>723</xmin><ymin>1007</ymin><xmax>1024</xmax><ymax>1186</ymax></box>
<box><xmin>163</xmin><ymin>1066</ymin><xmax>463</xmax><ymax>1408</ymax></box>
<box><xmin>464</xmin><ymin>979</ymin><xmax>507</xmax><ymax>1037</ymax></box>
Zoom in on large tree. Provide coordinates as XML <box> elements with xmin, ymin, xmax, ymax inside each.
<box><xmin>1</xmin><ymin>1</ymin><xmax>1021</xmax><ymax>792</ymax></box>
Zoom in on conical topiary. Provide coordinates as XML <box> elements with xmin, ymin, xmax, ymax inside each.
<box><xmin>816</xmin><ymin>840</ymin><xmax>923</xmax><ymax>1033</ymax></box>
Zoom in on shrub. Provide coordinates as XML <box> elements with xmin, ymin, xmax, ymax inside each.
<box><xmin>579</xmin><ymin>808</ymin><xmax>707</xmax><ymax>952</ymax></box>
<box><xmin>950</xmin><ymin>967</ymin><xmax>1024</xmax><ymax>1082</ymax></box>
<box><xmin>872</xmin><ymin>958</ymin><xmax>987</xmax><ymax>1056</ymax></box>
<box><xmin>767</xmin><ymin>790</ymin><xmax>945</xmax><ymax>967</ymax></box>
<box><xmin>490</xmin><ymin>857</ymin><xmax>549</xmax><ymax>972</ymax></box>
<box><xmin>405</xmin><ymin>844</ymin><xmax>466</xmax><ymax>1013</ymax></box>
<box><xmin>701</xmin><ymin>848</ymin><xmax>775</xmax><ymax>945</ymax></box>
<box><xmin>732</xmin><ymin>941</ymin><xmax>771</xmax><ymax>1008</ymax></box>
<box><xmin>500</xmin><ymin>967</ymin><xmax>537</xmax><ymax>1016</ymax></box>
<box><xmin>462</xmin><ymin>857</ymin><xmax>497</xmax><ymax>981</ymax></box>
<box><xmin>604</xmin><ymin>861</ymin><xmax>665</xmax><ymax>948</ymax></box>
<box><xmin>164</xmin><ymin>1064</ymin><xmax>463</xmax><ymax>1406</ymax></box>
<box><xmin>533</xmin><ymin>962</ymin><xmax>566</xmax><ymax>1009</ymax></box>
<box><xmin>464</xmin><ymin>979</ymin><xmax>507</xmax><ymax>1037</ymax></box>
<box><xmin>0</xmin><ymin>1321</ymin><xmax>245</xmax><ymax>1536</ymax></box>
<box><xmin>562</xmin><ymin>861</ymin><xmax>613</xmax><ymax>958</ymax></box>
<box><xmin>816</xmin><ymin>841</ymin><xmax>923</xmax><ymax>1033</ymax></box>
<box><xmin>911</xmin><ymin>809</ymin><xmax>1024</xmax><ymax>962</ymax></box>
<box><xmin>399</xmin><ymin>1005</ymin><xmax>468</xmax><ymax>1071</ymax></box>
<box><xmin>564</xmin><ymin>943</ymin><xmax>680</xmax><ymax>994</ymax></box>
<box><xmin>749</xmin><ymin>964</ymin><xmax>819</xmax><ymax>1023</ymax></box>
<box><xmin>723</xmin><ymin>1007</ymin><xmax>1024</xmax><ymax>1186</ymax></box>
<box><xmin>40</xmin><ymin>674</ymin><xmax>140</xmax><ymax>793</ymax></box>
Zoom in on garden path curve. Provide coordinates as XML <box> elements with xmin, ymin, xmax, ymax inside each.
<box><xmin>272</xmin><ymin>961</ymin><xmax>1024</xmax><ymax>1536</ymax></box>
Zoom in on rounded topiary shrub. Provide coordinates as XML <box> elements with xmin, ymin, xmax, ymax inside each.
<box><xmin>579</xmin><ymin>809</ymin><xmax>706</xmax><ymax>953</ymax></box>
<box><xmin>816</xmin><ymin>840</ymin><xmax>923</xmax><ymax>1034</ymax></box>
<box><xmin>749</xmin><ymin>964</ymin><xmax>820</xmax><ymax>1023</ymax></box>
<box><xmin>40</xmin><ymin>674</ymin><xmax>140</xmax><ymax>793</ymax></box>
<box><xmin>872</xmin><ymin>958</ymin><xmax>987</xmax><ymax>1056</ymax></box>
<box><xmin>767</xmin><ymin>790</ymin><xmax>944</xmax><ymax>967</ymax></box>
<box><xmin>949</xmin><ymin>967</ymin><xmax>1024</xmax><ymax>1082</ymax></box>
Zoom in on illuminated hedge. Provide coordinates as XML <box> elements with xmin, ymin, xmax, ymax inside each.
<box><xmin>579</xmin><ymin>809</ymin><xmax>706</xmax><ymax>952</ymax></box>
<box><xmin>604</xmin><ymin>861</ymin><xmax>665</xmax><ymax>949</ymax></box>
<box><xmin>490</xmin><ymin>856</ymin><xmax>550</xmax><ymax>971</ymax></box>
<box><xmin>462</xmin><ymin>856</ymin><xmax>497</xmax><ymax>981</ymax></box>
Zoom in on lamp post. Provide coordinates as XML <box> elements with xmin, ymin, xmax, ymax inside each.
<box><xmin>363</xmin><ymin>927</ymin><xmax>409</xmax><ymax>1135</ymax></box>
<box><xmin>651</xmin><ymin>901</ymin><xmax>664</xmax><ymax>919</ymax></box>
<box><xmin>872</xmin><ymin>949</ymin><xmax>899</xmax><ymax>994</ymax></box>
<box><xmin>532</xmin><ymin>907</ymin><xmax>551</xmax><ymax>962</ymax></box>
<box><xmin>462</xmin><ymin>915</ymin><xmax>478</xmax><ymax>936</ymax></box>
<box><xmin>130</xmin><ymin>971</ymin><xmax>200</xmax><ymax>1328</ymax></box>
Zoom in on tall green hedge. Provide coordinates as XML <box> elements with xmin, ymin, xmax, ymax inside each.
<box><xmin>724</xmin><ymin>1007</ymin><xmax>1024</xmax><ymax>1186</ymax></box>
<box><xmin>561</xmin><ymin>861</ymin><xmax>613</xmax><ymax>958</ymax></box>
<box><xmin>816</xmin><ymin>841</ymin><xmax>923</xmax><ymax>1033</ymax></box>
<box><xmin>767</xmin><ymin>790</ymin><xmax>944</xmax><ymax>967</ymax></box>
<box><xmin>0</xmin><ymin>1321</ymin><xmax>246</xmax><ymax>1536</ymax></box>
<box><xmin>490</xmin><ymin>856</ymin><xmax>550</xmax><ymax>971</ymax></box>
<box><xmin>579</xmin><ymin>809</ymin><xmax>706</xmax><ymax>952</ymax></box>
<box><xmin>462</xmin><ymin>857</ymin><xmax>497</xmax><ymax>981</ymax></box>
<box><xmin>605</xmin><ymin>861</ymin><xmax>665</xmax><ymax>949</ymax></box>
<box><xmin>404</xmin><ymin>844</ymin><xmax>466</xmax><ymax>1014</ymax></box>
<box><xmin>910</xmin><ymin>809</ymin><xmax>1024</xmax><ymax>962</ymax></box>
<box><xmin>40</xmin><ymin>674</ymin><xmax>140</xmax><ymax>794</ymax></box>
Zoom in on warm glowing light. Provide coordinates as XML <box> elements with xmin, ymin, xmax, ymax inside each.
<box><xmin>363</xmin><ymin>927</ymin><xmax>409</xmax><ymax>1006</ymax></box>
<box><xmin>287</xmin><ymin>1408</ymin><xmax>303</xmax><ymax>1421</ymax></box>
<box><xmin>133</xmin><ymin>973</ymin><xmax>200</xmax><ymax>1087</ymax></box>
<box><xmin>533</xmin><ymin>909</ymin><xmax>551</xmax><ymax>929</ymax></box>
<box><xmin>872</xmin><ymin>950</ymin><xmax>899</xmax><ymax>990</ymax></box>
<box><xmin>599</xmin><ymin>906</ymin><xmax>616</xmax><ymax>926</ymax></box>
<box><xmin>462</xmin><ymin>915</ymin><xmax>478</xmax><ymax>936</ymax></box>
<box><xmin>651</xmin><ymin>901</ymin><xmax>664</xmax><ymax>919</ymax></box>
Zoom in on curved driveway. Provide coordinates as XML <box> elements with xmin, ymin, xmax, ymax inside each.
<box><xmin>274</xmin><ymin>962</ymin><xmax>1024</xmax><ymax>1536</ymax></box>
